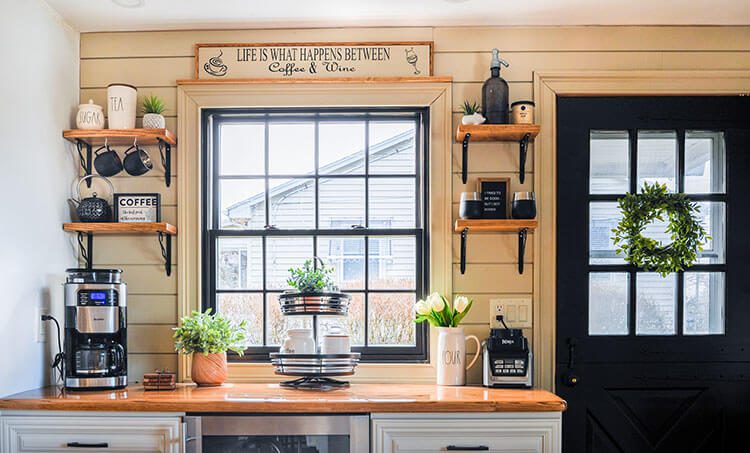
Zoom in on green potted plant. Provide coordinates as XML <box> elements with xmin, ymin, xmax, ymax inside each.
<box><xmin>280</xmin><ymin>258</ymin><xmax>350</xmax><ymax>315</ymax></box>
<box><xmin>173</xmin><ymin>309</ymin><xmax>247</xmax><ymax>386</ymax></box>
<box><xmin>141</xmin><ymin>94</ymin><xmax>167</xmax><ymax>129</ymax></box>
<box><xmin>460</xmin><ymin>100</ymin><xmax>485</xmax><ymax>125</ymax></box>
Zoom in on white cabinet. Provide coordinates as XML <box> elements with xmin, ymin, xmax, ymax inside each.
<box><xmin>0</xmin><ymin>412</ymin><xmax>182</xmax><ymax>453</ymax></box>
<box><xmin>371</xmin><ymin>412</ymin><xmax>561</xmax><ymax>453</ymax></box>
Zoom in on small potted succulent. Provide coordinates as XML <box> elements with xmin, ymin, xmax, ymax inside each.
<box><xmin>173</xmin><ymin>309</ymin><xmax>247</xmax><ymax>386</ymax></box>
<box><xmin>141</xmin><ymin>94</ymin><xmax>167</xmax><ymax>129</ymax></box>
<box><xmin>461</xmin><ymin>100</ymin><xmax>485</xmax><ymax>125</ymax></box>
<box><xmin>280</xmin><ymin>258</ymin><xmax>350</xmax><ymax>315</ymax></box>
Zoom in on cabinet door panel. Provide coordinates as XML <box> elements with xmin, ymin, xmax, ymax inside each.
<box><xmin>1</xmin><ymin>415</ymin><xmax>182</xmax><ymax>453</ymax></box>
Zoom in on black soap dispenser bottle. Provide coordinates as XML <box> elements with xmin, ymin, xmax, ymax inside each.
<box><xmin>482</xmin><ymin>48</ymin><xmax>510</xmax><ymax>124</ymax></box>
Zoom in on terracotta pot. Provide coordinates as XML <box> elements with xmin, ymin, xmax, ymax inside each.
<box><xmin>191</xmin><ymin>352</ymin><xmax>228</xmax><ymax>387</ymax></box>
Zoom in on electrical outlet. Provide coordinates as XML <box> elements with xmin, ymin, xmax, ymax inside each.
<box><xmin>489</xmin><ymin>298</ymin><xmax>533</xmax><ymax>329</ymax></box>
<box><xmin>35</xmin><ymin>308</ymin><xmax>48</xmax><ymax>343</ymax></box>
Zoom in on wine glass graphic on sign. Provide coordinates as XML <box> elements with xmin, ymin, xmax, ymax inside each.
<box><xmin>405</xmin><ymin>48</ymin><xmax>421</xmax><ymax>75</ymax></box>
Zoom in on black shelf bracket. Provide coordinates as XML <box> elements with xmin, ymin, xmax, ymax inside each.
<box><xmin>159</xmin><ymin>232</ymin><xmax>172</xmax><ymax>276</ymax></box>
<box><xmin>158</xmin><ymin>139</ymin><xmax>172</xmax><ymax>188</ymax></box>
<box><xmin>75</xmin><ymin>140</ymin><xmax>93</xmax><ymax>188</ymax></box>
<box><xmin>77</xmin><ymin>232</ymin><xmax>94</xmax><ymax>269</ymax></box>
<box><xmin>518</xmin><ymin>228</ymin><xmax>528</xmax><ymax>275</ymax></box>
<box><xmin>519</xmin><ymin>133</ymin><xmax>530</xmax><ymax>184</ymax></box>
<box><xmin>460</xmin><ymin>227</ymin><xmax>469</xmax><ymax>274</ymax></box>
<box><xmin>461</xmin><ymin>133</ymin><xmax>471</xmax><ymax>184</ymax></box>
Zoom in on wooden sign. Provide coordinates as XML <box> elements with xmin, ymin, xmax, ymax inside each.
<box><xmin>195</xmin><ymin>42</ymin><xmax>433</xmax><ymax>80</ymax></box>
<box><xmin>114</xmin><ymin>193</ymin><xmax>161</xmax><ymax>223</ymax></box>
<box><xmin>478</xmin><ymin>178</ymin><xmax>510</xmax><ymax>219</ymax></box>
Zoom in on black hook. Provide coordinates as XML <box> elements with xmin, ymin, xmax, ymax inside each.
<box><xmin>460</xmin><ymin>227</ymin><xmax>469</xmax><ymax>274</ymax></box>
<box><xmin>518</xmin><ymin>228</ymin><xmax>528</xmax><ymax>274</ymax></box>
<box><xmin>519</xmin><ymin>133</ymin><xmax>530</xmax><ymax>184</ymax></box>
<box><xmin>461</xmin><ymin>133</ymin><xmax>471</xmax><ymax>184</ymax></box>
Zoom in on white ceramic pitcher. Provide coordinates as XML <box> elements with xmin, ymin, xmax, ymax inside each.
<box><xmin>436</xmin><ymin>327</ymin><xmax>481</xmax><ymax>386</ymax></box>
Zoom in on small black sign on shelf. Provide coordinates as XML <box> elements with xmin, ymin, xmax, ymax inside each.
<box><xmin>478</xmin><ymin>177</ymin><xmax>510</xmax><ymax>219</ymax></box>
<box><xmin>114</xmin><ymin>193</ymin><xmax>161</xmax><ymax>222</ymax></box>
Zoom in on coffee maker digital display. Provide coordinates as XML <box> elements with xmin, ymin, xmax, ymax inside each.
<box><xmin>64</xmin><ymin>269</ymin><xmax>127</xmax><ymax>390</ymax></box>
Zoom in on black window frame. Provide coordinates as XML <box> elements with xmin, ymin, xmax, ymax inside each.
<box><xmin>201</xmin><ymin>107</ymin><xmax>430</xmax><ymax>363</ymax></box>
<box><xmin>587</xmin><ymin>128</ymin><xmax>727</xmax><ymax>337</ymax></box>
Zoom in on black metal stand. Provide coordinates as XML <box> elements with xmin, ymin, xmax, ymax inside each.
<box><xmin>460</xmin><ymin>227</ymin><xmax>469</xmax><ymax>274</ymax></box>
<box><xmin>518</xmin><ymin>228</ymin><xmax>528</xmax><ymax>275</ymax></box>
<box><xmin>158</xmin><ymin>232</ymin><xmax>172</xmax><ymax>276</ymax></box>
<box><xmin>77</xmin><ymin>230</ymin><xmax>172</xmax><ymax>276</ymax></box>
<box><xmin>76</xmin><ymin>140</ymin><xmax>93</xmax><ymax>188</ymax></box>
<box><xmin>279</xmin><ymin>376</ymin><xmax>350</xmax><ymax>391</ymax></box>
<box><xmin>519</xmin><ymin>133</ymin><xmax>530</xmax><ymax>184</ymax></box>
<box><xmin>461</xmin><ymin>133</ymin><xmax>471</xmax><ymax>184</ymax></box>
<box><xmin>158</xmin><ymin>140</ymin><xmax>172</xmax><ymax>187</ymax></box>
<box><xmin>459</xmin><ymin>227</ymin><xmax>529</xmax><ymax>275</ymax></box>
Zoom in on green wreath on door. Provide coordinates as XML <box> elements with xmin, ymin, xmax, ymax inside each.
<box><xmin>611</xmin><ymin>182</ymin><xmax>710</xmax><ymax>277</ymax></box>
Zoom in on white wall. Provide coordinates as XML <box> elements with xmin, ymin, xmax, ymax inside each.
<box><xmin>0</xmin><ymin>0</ymin><xmax>78</xmax><ymax>396</ymax></box>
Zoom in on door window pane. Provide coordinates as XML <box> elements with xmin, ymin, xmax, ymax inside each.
<box><xmin>217</xmin><ymin>237</ymin><xmax>263</xmax><ymax>290</ymax></box>
<box><xmin>636</xmin><ymin>273</ymin><xmax>677</xmax><ymax>335</ymax></box>
<box><xmin>684</xmin><ymin>272</ymin><xmax>725</xmax><ymax>335</ymax></box>
<box><xmin>696</xmin><ymin>202</ymin><xmax>725</xmax><ymax>264</ymax></box>
<box><xmin>268</xmin><ymin>122</ymin><xmax>315</xmax><ymax>175</ymax></box>
<box><xmin>269</xmin><ymin>178</ymin><xmax>314</xmax><ymax>229</ymax></box>
<box><xmin>685</xmin><ymin>131</ymin><xmax>725</xmax><ymax>193</ymax></box>
<box><xmin>589</xmin><ymin>273</ymin><xmax>629</xmax><ymax>335</ymax></box>
<box><xmin>637</xmin><ymin>130</ymin><xmax>677</xmax><ymax>192</ymax></box>
<box><xmin>219</xmin><ymin>123</ymin><xmax>265</xmax><ymax>175</ymax></box>
<box><xmin>368</xmin><ymin>293</ymin><xmax>416</xmax><ymax>346</ymax></box>
<box><xmin>220</xmin><ymin>179</ymin><xmax>265</xmax><ymax>229</ymax></box>
<box><xmin>589</xmin><ymin>202</ymin><xmax>625</xmax><ymax>264</ymax></box>
<box><xmin>319</xmin><ymin>121</ymin><xmax>365</xmax><ymax>174</ymax></box>
<box><xmin>369</xmin><ymin>121</ymin><xmax>416</xmax><ymax>175</ymax></box>
<box><xmin>590</xmin><ymin>130</ymin><xmax>630</xmax><ymax>194</ymax></box>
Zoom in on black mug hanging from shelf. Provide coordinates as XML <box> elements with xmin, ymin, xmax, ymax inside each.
<box><xmin>72</xmin><ymin>174</ymin><xmax>114</xmax><ymax>222</ymax></box>
<box><xmin>93</xmin><ymin>142</ymin><xmax>123</xmax><ymax>177</ymax></box>
<box><xmin>123</xmin><ymin>143</ymin><xmax>153</xmax><ymax>176</ymax></box>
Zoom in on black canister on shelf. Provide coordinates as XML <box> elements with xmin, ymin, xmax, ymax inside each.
<box><xmin>460</xmin><ymin>192</ymin><xmax>484</xmax><ymax>219</ymax></box>
<box><xmin>481</xmin><ymin>48</ymin><xmax>510</xmax><ymax>124</ymax></box>
<box><xmin>512</xmin><ymin>192</ymin><xmax>536</xmax><ymax>219</ymax></box>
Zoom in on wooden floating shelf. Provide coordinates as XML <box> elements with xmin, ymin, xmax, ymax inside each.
<box><xmin>454</xmin><ymin>219</ymin><xmax>537</xmax><ymax>233</ymax></box>
<box><xmin>63</xmin><ymin>222</ymin><xmax>177</xmax><ymax>235</ymax></box>
<box><xmin>63</xmin><ymin>128</ymin><xmax>177</xmax><ymax>146</ymax></box>
<box><xmin>455</xmin><ymin>124</ymin><xmax>540</xmax><ymax>143</ymax></box>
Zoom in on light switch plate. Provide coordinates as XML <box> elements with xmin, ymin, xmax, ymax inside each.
<box><xmin>489</xmin><ymin>298</ymin><xmax>533</xmax><ymax>328</ymax></box>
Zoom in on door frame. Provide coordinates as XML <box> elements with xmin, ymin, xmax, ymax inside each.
<box><xmin>532</xmin><ymin>70</ymin><xmax>750</xmax><ymax>391</ymax></box>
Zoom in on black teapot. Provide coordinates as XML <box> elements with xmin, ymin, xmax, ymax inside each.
<box><xmin>71</xmin><ymin>175</ymin><xmax>114</xmax><ymax>222</ymax></box>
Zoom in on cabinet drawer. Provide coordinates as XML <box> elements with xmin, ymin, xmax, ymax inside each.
<box><xmin>1</xmin><ymin>415</ymin><xmax>182</xmax><ymax>453</ymax></box>
<box><xmin>371</xmin><ymin>413</ymin><xmax>561</xmax><ymax>453</ymax></box>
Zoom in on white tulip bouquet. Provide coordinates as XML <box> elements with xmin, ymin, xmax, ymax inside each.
<box><xmin>414</xmin><ymin>292</ymin><xmax>473</xmax><ymax>328</ymax></box>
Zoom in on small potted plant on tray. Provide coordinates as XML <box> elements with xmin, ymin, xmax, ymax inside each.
<box><xmin>142</xmin><ymin>94</ymin><xmax>167</xmax><ymax>129</ymax></box>
<box><xmin>280</xmin><ymin>258</ymin><xmax>351</xmax><ymax>315</ymax></box>
<box><xmin>173</xmin><ymin>309</ymin><xmax>247</xmax><ymax>386</ymax></box>
<box><xmin>461</xmin><ymin>100</ymin><xmax>485</xmax><ymax>125</ymax></box>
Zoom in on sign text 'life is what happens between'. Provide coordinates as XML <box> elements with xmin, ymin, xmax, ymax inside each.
<box><xmin>196</xmin><ymin>42</ymin><xmax>433</xmax><ymax>79</ymax></box>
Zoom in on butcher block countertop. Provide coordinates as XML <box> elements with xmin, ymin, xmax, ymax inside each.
<box><xmin>0</xmin><ymin>384</ymin><xmax>566</xmax><ymax>413</ymax></box>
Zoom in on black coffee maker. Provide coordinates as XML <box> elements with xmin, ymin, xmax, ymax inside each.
<box><xmin>64</xmin><ymin>268</ymin><xmax>127</xmax><ymax>390</ymax></box>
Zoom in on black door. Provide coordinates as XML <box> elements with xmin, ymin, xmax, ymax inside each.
<box><xmin>556</xmin><ymin>96</ymin><xmax>750</xmax><ymax>452</ymax></box>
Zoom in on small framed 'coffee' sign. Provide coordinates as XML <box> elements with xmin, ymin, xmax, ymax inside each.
<box><xmin>478</xmin><ymin>178</ymin><xmax>510</xmax><ymax>219</ymax></box>
<box><xmin>195</xmin><ymin>42</ymin><xmax>433</xmax><ymax>79</ymax></box>
<box><xmin>114</xmin><ymin>193</ymin><xmax>161</xmax><ymax>223</ymax></box>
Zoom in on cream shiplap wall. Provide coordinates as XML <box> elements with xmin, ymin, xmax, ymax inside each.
<box><xmin>78</xmin><ymin>26</ymin><xmax>750</xmax><ymax>385</ymax></box>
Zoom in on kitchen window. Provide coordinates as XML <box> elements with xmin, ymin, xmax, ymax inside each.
<box><xmin>202</xmin><ymin>108</ymin><xmax>429</xmax><ymax>362</ymax></box>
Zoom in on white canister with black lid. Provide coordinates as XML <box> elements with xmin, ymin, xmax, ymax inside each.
<box><xmin>107</xmin><ymin>83</ymin><xmax>137</xmax><ymax>129</ymax></box>
<box><xmin>511</xmin><ymin>100</ymin><xmax>535</xmax><ymax>124</ymax></box>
